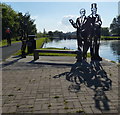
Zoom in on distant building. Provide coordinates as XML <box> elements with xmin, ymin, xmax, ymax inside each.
<box><xmin>118</xmin><ymin>1</ymin><xmax>120</xmax><ymax>15</ymax></box>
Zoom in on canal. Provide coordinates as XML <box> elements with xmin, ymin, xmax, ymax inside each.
<box><xmin>43</xmin><ymin>39</ymin><xmax>120</xmax><ymax>63</ymax></box>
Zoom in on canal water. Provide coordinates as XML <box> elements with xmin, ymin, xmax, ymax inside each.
<box><xmin>43</xmin><ymin>39</ymin><xmax>120</xmax><ymax>63</ymax></box>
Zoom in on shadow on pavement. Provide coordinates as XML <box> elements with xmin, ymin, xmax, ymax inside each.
<box><xmin>53</xmin><ymin>60</ymin><xmax>112</xmax><ymax>111</ymax></box>
<box><xmin>1</xmin><ymin>57</ymin><xmax>23</xmax><ymax>68</ymax></box>
<box><xmin>29</xmin><ymin>60</ymin><xmax>74</xmax><ymax>67</ymax></box>
<box><xmin>0</xmin><ymin>45</ymin><xmax>9</xmax><ymax>48</ymax></box>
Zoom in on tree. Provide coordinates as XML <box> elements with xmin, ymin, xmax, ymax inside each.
<box><xmin>53</xmin><ymin>30</ymin><xmax>63</xmax><ymax>38</ymax></box>
<box><xmin>37</xmin><ymin>31</ymin><xmax>44</xmax><ymax>38</ymax></box>
<box><xmin>1</xmin><ymin>3</ymin><xmax>19</xmax><ymax>39</ymax></box>
<box><xmin>1</xmin><ymin>3</ymin><xmax>37</xmax><ymax>40</ymax></box>
<box><xmin>48</xmin><ymin>31</ymin><xmax>53</xmax><ymax>38</ymax></box>
<box><xmin>18</xmin><ymin>12</ymin><xmax>37</xmax><ymax>37</ymax></box>
<box><xmin>110</xmin><ymin>15</ymin><xmax>120</xmax><ymax>35</ymax></box>
<box><xmin>101</xmin><ymin>27</ymin><xmax>110</xmax><ymax>36</ymax></box>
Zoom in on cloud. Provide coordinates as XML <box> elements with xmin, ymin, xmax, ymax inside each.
<box><xmin>56</xmin><ymin>15</ymin><xmax>78</xmax><ymax>32</ymax></box>
<box><xmin>61</xmin><ymin>15</ymin><xmax>78</xmax><ymax>26</ymax></box>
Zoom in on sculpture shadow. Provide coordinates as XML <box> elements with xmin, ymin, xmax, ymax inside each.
<box><xmin>53</xmin><ymin>60</ymin><xmax>112</xmax><ymax>110</ymax></box>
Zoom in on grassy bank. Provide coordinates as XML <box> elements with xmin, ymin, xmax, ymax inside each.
<box><xmin>101</xmin><ymin>36</ymin><xmax>120</xmax><ymax>40</ymax></box>
<box><xmin>14</xmin><ymin>37</ymin><xmax>50</xmax><ymax>56</ymax></box>
<box><xmin>0</xmin><ymin>39</ymin><xmax>21</xmax><ymax>47</ymax></box>
<box><xmin>29</xmin><ymin>47</ymin><xmax>77</xmax><ymax>57</ymax></box>
<box><xmin>36</xmin><ymin>48</ymin><xmax>90</xmax><ymax>57</ymax></box>
<box><xmin>14</xmin><ymin>37</ymin><xmax>91</xmax><ymax>57</ymax></box>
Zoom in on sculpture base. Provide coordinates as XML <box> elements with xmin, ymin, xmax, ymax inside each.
<box><xmin>76</xmin><ymin>50</ymin><xmax>82</xmax><ymax>62</ymax></box>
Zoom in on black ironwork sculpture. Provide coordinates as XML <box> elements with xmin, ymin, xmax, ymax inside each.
<box><xmin>69</xmin><ymin>3</ymin><xmax>102</xmax><ymax>61</ymax></box>
<box><xmin>69</xmin><ymin>8</ymin><xmax>87</xmax><ymax>51</ymax></box>
<box><xmin>90</xmin><ymin>3</ymin><xmax>102</xmax><ymax>61</ymax></box>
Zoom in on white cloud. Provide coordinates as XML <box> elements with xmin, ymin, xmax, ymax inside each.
<box><xmin>56</xmin><ymin>15</ymin><xmax>78</xmax><ymax>32</ymax></box>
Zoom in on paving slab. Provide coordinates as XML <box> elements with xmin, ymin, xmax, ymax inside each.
<box><xmin>1</xmin><ymin>55</ymin><xmax>119</xmax><ymax>114</ymax></box>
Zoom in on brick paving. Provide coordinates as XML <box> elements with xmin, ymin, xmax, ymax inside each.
<box><xmin>1</xmin><ymin>56</ymin><xmax>119</xmax><ymax>114</ymax></box>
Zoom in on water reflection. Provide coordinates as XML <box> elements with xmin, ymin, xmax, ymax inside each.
<box><xmin>43</xmin><ymin>39</ymin><xmax>77</xmax><ymax>50</ymax></box>
<box><xmin>43</xmin><ymin>39</ymin><xmax>120</xmax><ymax>62</ymax></box>
<box><xmin>110</xmin><ymin>41</ymin><xmax>120</xmax><ymax>63</ymax></box>
<box><xmin>100</xmin><ymin>40</ymin><xmax>120</xmax><ymax>63</ymax></box>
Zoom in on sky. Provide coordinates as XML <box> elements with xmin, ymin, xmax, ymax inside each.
<box><xmin>2</xmin><ymin>1</ymin><xmax>119</xmax><ymax>33</ymax></box>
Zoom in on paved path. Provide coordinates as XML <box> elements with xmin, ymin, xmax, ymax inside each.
<box><xmin>1</xmin><ymin>56</ymin><xmax>119</xmax><ymax>114</ymax></box>
<box><xmin>0</xmin><ymin>42</ymin><xmax>22</xmax><ymax>61</ymax></box>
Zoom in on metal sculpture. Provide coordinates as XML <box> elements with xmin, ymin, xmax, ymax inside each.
<box><xmin>89</xmin><ymin>3</ymin><xmax>102</xmax><ymax>61</ymax></box>
<box><xmin>69</xmin><ymin>3</ymin><xmax>102</xmax><ymax>61</ymax></box>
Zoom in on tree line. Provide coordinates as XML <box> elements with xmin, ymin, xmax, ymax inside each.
<box><xmin>110</xmin><ymin>15</ymin><xmax>120</xmax><ymax>36</ymax></box>
<box><xmin>101</xmin><ymin>15</ymin><xmax>120</xmax><ymax>36</ymax></box>
<box><xmin>1</xmin><ymin>3</ymin><xmax>37</xmax><ymax>40</ymax></box>
<box><xmin>38</xmin><ymin>15</ymin><xmax>120</xmax><ymax>39</ymax></box>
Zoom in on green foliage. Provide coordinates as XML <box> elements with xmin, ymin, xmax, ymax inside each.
<box><xmin>1</xmin><ymin>3</ymin><xmax>18</xmax><ymax>39</ymax></box>
<box><xmin>38</xmin><ymin>52</ymin><xmax>76</xmax><ymax>56</ymax></box>
<box><xmin>0</xmin><ymin>38</ymin><xmax>21</xmax><ymax>47</ymax></box>
<box><xmin>36</xmin><ymin>37</ymin><xmax>49</xmax><ymax>48</ymax></box>
<box><xmin>37</xmin><ymin>32</ymin><xmax>44</xmax><ymax>38</ymax></box>
<box><xmin>101</xmin><ymin>36</ymin><xmax>120</xmax><ymax>40</ymax></box>
<box><xmin>18</xmin><ymin>12</ymin><xmax>37</xmax><ymax>36</ymax></box>
<box><xmin>14</xmin><ymin>37</ymin><xmax>48</xmax><ymax>56</ymax></box>
<box><xmin>110</xmin><ymin>15</ymin><xmax>120</xmax><ymax>35</ymax></box>
<box><xmin>48</xmin><ymin>31</ymin><xmax>53</xmax><ymax>38</ymax></box>
<box><xmin>101</xmin><ymin>27</ymin><xmax>110</xmax><ymax>36</ymax></box>
<box><xmin>47</xmin><ymin>30</ymin><xmax>64</xmax><ymax>38</ymax></box>
<box><xmin>110</xmin><ymin>60</ymin><xmax>116</xmax><ymax>63</ymax></box>
<box><xmin>1</xmin><ymin>3</ymin><xmax>37</xmax><ymax>40</ymax></box>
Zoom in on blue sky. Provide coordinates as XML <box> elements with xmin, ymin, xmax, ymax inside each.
<box><xmin>3</xmin><ymin>2</ymin><xmax>118</xmax><ymax>33</ymax></box>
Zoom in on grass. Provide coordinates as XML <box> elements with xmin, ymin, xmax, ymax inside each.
<box><xmin>101</xmin><ymin>36</ymin><xmax>120</xmax><ymax>40</ymax></box>
<box><xmin>14</xmin><ymin>37</ymin><xmax>49</xmax><ymax>56</ymax></box>
<box><xmin>1</xmin><ymin>36</ymin><xmax>120</xmax><ymax>47</ymax></box>
<box><xmin>33</xmin><ymin>47</ymin><xmax>77</xmax><ymax>56</ymax></box>
<box><xmin>0</xmin><ymin>38</ymin><xmax>21</xmax><ymax>47</ymax></box>
<box><xmin>36</xmin><ymin>37</ymin><xmax>50</xmax><ymax>48</ymax></box>
<box><xmin>39</xmin><ymin>52</ymin><xmax>76</xmax><ymax>56</ymax></box>
<box><xmin>14</xmin><ymin>37</ymin><xmax>77</xmax><ymax>57</ymax></box>
<box><xmin>13</xmin><ymin>37</ymin><xmax>91</xmax><ymax>57</ymax></box>
<box><xmin>28</xmin><ymin>47</ymin><xmax>91</xmax><ymax>57</ymax></box>
<box><xmin>110</xmin><ymin>60</ymin><xmax>116</xmax><ymax>63</ymax></box>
